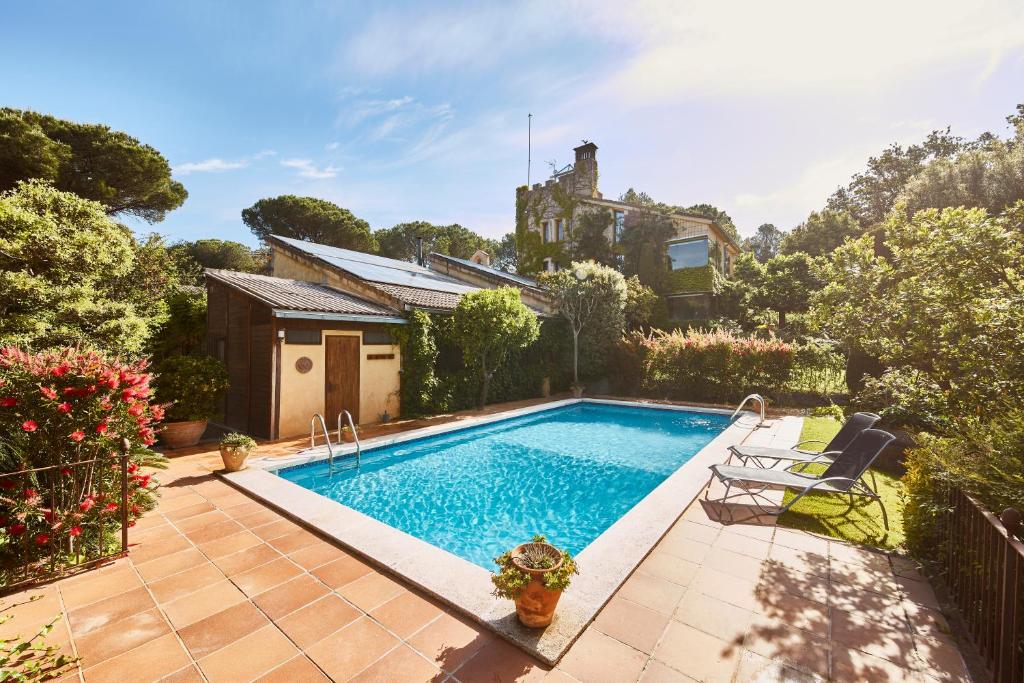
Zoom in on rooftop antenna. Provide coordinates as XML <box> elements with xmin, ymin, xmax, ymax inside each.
<box><xmin>527</xmin><ymin>113</ymin><xmax>532</xmax><ymax>187</ymax></box>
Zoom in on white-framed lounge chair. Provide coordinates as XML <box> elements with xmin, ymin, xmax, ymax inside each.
<box><xmin>706</xmin><ymin>428</ymin><xmax>896</xmax><ymax>529</ymax></box>
<box><xmin>728</xmin><ymin>411</ymin><xmax>881</xmax><ymax>469</ymax></box>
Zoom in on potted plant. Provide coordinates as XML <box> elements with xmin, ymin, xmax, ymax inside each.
<box><xmin>570</xmin><ymin>382</ymin><xmax>584</xmax><ymax>398</ymax></box>
<box><xmin>152</xmin><ymin>356</ymin><xmax>230</xmax><ymax>449</ymax></box>
<box><xmin>491</xmin><ymin>535</ymin><xmax>578</xmax><ymax>628</ymax></box>
<box><xmin>219</xmin><ymin>432</ymin><xmax>256</xmax><ymax>472</ymax></box>
<box><xmin>341</xmin><ymin>424</ymin><xmax>360</xmax><ymax>443</ymax></box>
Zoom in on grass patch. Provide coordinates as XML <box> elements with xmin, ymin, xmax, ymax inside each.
<box><xmin>777</xmin><ymin>416</ymin><xmax>906</xmax><ymax>550</ymax></box>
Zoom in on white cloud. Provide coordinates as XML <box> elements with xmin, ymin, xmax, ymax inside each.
<box><xmin>173</xmin><ymin>157</ymin><xmax>248</xmax><ymax>175</ymax></box>
<box><xmin>281</xmin><ymin>158</ymin><xmax>340</xmax><ymax>179</ymax></box>
<box><xmin>325</xmin><ymin>142</ymin><xmax>340</xmax><ymax>151</ymax></box>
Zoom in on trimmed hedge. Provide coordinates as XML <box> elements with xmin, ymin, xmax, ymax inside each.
<box><xmin>664</xmin><ymin>265</ymin><xmax>724</xmax><ymax>294</ymax></box>
<box><xmin>613</xmin><ymin>329</ymin><xmax>795</xmax><ymax>403</ymax></box>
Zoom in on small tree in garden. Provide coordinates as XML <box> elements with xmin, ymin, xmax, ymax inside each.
<box><xmin>0</xmin><ymin>347</ymin><xmax>167</xmax><ymax>583</ymax></box>
<box><xmin>151</xmin><ymin>356</ymin><xmax>230</xmax><ymax>422</ymax></box>
<box><xmin>450</xmin><ymin>288</ymin><xmax>539</xmax><ymax>409</ymax></box>
<box><xmin>540</xmin><ymin>261</ymin><xmax>627</xmax><ymax>387</ymax></box>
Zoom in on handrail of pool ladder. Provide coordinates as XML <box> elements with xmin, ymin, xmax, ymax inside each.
<box><xmin>337</xmin><ymin>410</ymin><xmax>361</xmax><ymax>468</ymax></box>
<box><xmin>310</xmin><ymin>413</ymin><xmax>335</xmax><ymax>473</ymax></box>
<box><xmin>730</xmin><ymin>393</ymin><xmax>765</xmax><ymax>425</ymax></box>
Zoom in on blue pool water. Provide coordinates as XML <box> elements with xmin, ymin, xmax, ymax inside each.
<box><xmin>278</xmin><ymin>403</ymin><xmax>729</xmax><ymax>569</ymax></box>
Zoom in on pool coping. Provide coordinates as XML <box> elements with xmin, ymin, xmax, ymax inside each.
<box><xmin>219</xmin><ymin>398</ymin><xmax>761</xmax><ymax>665</ymax></box>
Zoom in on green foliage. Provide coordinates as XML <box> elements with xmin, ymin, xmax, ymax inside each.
<box><xmin>0</xmin><ymin>108</ymin><xmax>186</xmax><ymax>223</ymax></box>
<box><xmin>220</xmin><ymin>432</ymin><xmax>256</xmax><ymax>449</ymax></box>
<box><xmin>630</xmin><ymin>329</ymin><xmax>796</xmax><ymax>403</ymax></box>
<box><xmin>169</xmin><ymin>239</ymin><xmax>268</xmax><ymax>285</ymax></box>
<box><xmin>812</xmin><ymin>204</ymin><xmax>1024</xmax><ymax>427</ymax></box>
<box><xmin>682</xmin><ymin>203</ymin><xmax>741</xmax><ymax>244</ymax></box>
<box><xmin>781</xmin><ymin>209</ymin><xmax>862</xmax><ymax>257</ymax></box>
<box><xmin>735</xmin><ymin>252</ymin><xmax>824</xmax><ymax>330</ymax></box>
<box><xmin>743</xmin><ymin>223</ymin><xmax>784</xmax><ymax>263</ymax></box>
<box><xmin>540</xmin><ymin>261</ymin><xmax>626</xmax><ymax>384</ymax></box>
<box><xmin>664</xmin><ymin>265</ymin><xmax>719</xmax><ymax>293</ymax></box>
<box><xmin>619</xmin><ymin>203</ymin><xmax>675</xmax><ymax>292</ymax></box>
<box><xmin>375</xmin><ymin>221</ymin><xmax>496</xmax><ymax>263</ymax></box>
<box><xmin>624</xmin><ymin>276</ymin><xmax>658</xmax><ymax>330</ymax></box>
<box><xmin>778</xmin><ymin>417</ymin><xmax>905</xmax><ymax>549</ymax></box>
<box><xmin>903</xmin><ymin>411</ymin><xmax>1024</xmax><ymax>560</ymax></box>
<box><xmin>491</xmin><ymin>535</ymin><xmax>578</xmax><ymax>600</ymax></box>
<box><xmin>449</xmin><ymin>288</ymin><xmax>539</xmax><ymax>408</ymax></box>
<box><xmin>493</xmin><ymin>233</ymin><xmax>518</xmax><ymax>273</ymax></box>
<box><xmin>242</xmin><ymin>195</ymin><xmax>376</xmax><ymax>252</ymax></box>
<box><xmin>572</xmin><ymin>209</ymin><xmax>616</xmax><ymax>266</ymax></box>
<box><xmin>786</xmin><ymin>340</ymin><xmax>846</xmax><ymax>396</ymax></box>
<box><xmin>391</xmin><ymin>310</ymin><xmax>438</xmax><ymax>418</ymax></box>
<box><xmin>152</xmin><ymin>356</ymin><xmax>229</xmax><ymax>422</ymax></box>
<box><xmin>1</xmin><ymin>597</ymin><xmax>78</xmax><ymax>681</ymax></box>
<box><xmin>0</xmin><ymin>181</ymin><xmax>159</xmax><ymax>353</ymax></box>
<box><xmin>146</xmin><ymin>287</ymin><xmax>207</xmax><ymax>361</ymax></box>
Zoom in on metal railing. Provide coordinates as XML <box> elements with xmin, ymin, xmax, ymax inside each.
<box><xmin>730</xmin><ymin>393</ymin><xmax>765</xmax><ymax>425</ymax></box>
<box><xmin>0</xmin><ymin>454</ymin><xmax>130</xmax><ymax>595</ymax></box>
<box><xmin>310</xmin><ymin>413</ymin><xmax>335</xmax><ymax>473</ymax></box>
<box><xmin>337</xmin><ymin>410</ymin><xmax>361</xmax><ymax>468</ymax></box>
<box><xmin>939</xmin><ymin>487</ymin><xmax>1024</xmax><ymax>682</ymax></box>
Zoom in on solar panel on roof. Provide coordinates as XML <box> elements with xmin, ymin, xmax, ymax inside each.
<box><xmin>272</xmin><ymin>235</ymin><xmax>481</xmax><ymax>295</ymax></box>
<box><xmin>435</xmin><ymin>253</ymin><xmax>538</xmax><ymax>288</ymax></box>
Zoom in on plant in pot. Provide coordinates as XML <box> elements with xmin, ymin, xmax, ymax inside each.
<box><xmin>152</xmin><ymin>356</ymin><xmax>230</xmax><ymax>449</ymax></box>
<box><xmin>569</xmin><ymin>382</ymin><xmax>584</xmax><ymax>398</ymax></box>
<box><xmin>341</xmin><ymin>424</ymin><xmax>360</xmax><ymax>443</ymax></box>
<box><xmin>491</xmin><ymin>535</ymin><xmax>578</xmax><ymax>628</ymax></box>
<box><xmin>219</xmin><ymin>432</ymin><xmax>256</xmax><ymax>472</ymax></box>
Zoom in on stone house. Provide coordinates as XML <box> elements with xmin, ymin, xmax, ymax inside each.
<box><xmin>518</xmin><ymin>142</ymin><xmax>743</xmax><ymax>320</ymax></box>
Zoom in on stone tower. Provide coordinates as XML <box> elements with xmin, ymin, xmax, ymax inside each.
<box><xmin>571</xmin><ymin>142</ymin><xmax>599</xmax><ymax>198</ymax></box>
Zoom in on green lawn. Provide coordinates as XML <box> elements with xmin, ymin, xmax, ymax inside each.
<box><xmin>777</xmin><ymin>416</ymin><xmax>906</xmax><ymax>550</ymax></box>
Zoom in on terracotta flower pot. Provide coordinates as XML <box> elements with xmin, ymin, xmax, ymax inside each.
<box><xmin>342</xmin><ymin>430</ymin><xmax>358</xmax><ymax>443</ymax></box>
<box><xmin>511</xmin><ymin>543</ymin><xmax>564</xmax><ymax>628</ymax></box>
<box><xmin>219</xmin><ymin>445</ymin><xmax>251</xmax><ymax>472</ymax></box>
<box><xmin>160</xmin><ymin>419</ymin><xmax>208</xmax><ymax>449</ymax></box>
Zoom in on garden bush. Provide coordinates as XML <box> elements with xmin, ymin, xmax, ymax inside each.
<box><xmin>0</xmin><ymin>347</ymin><xmax>167</xmax><ymax>582</ymax></box>
<box><xmin>637</xmin><ymin>329</ymin><xmax>795</xmax><ymax>403</ymax></box>
<box><xmin>152</xmin><ymin>355</ymin><xmax>229</xmax><ymax>422</ymax></box>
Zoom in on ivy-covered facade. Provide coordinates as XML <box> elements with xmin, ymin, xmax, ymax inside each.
<box><xmin>515</xmin><ymin>142</ymin><xmax>742</xmax><ymax>321</ymax></box>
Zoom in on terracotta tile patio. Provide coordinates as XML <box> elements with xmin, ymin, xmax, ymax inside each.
<box><xmin>1</xmin><ymin>399</ymin><xmax>971</xmax><ymax>682</ymax></box>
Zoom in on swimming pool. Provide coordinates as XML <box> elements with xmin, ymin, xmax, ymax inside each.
<box><xmin>277</xmin><ymin>402</ymin><xmax>730</xmax><ymax>568</ymax></box>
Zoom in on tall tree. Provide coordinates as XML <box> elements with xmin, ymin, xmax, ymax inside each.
<box><xmin>781</xmin><ymin>209</ymin><xmax>862</xmax><ymax>257</ymax></box>
<box><xmin>734</xmin><ymin>252</ymin><xmax>823</xmax><ymax>329</ymax></box>
<box><xmin>375</xmin><ymin>221</ymin><xmax>496</xmax><ymax>263</ymax></box>
<box><xmin>743</xmin><ymin>223</ymin><xmax>783</xmax><ymax>262</ymax></box>
<box><xmin>450</xmin><ymin>288</ymin><xmax>539</xmax><ymax>408</ymax></box>
<box><xmin>682</xmin><ymin>203</ymin><xmax>741</xmax><ymax>244</ymax></box>
<box><xmin>0</xmin><ymin>181</ymin><xmax>162</xmax><ymax>352</ymax></box>
<box><xmin>242</xmin><ymin>195</ymin><xmax>376</xmax><ymax>252</ymax></box>
<box><xmin>571</xmin><ymin>209</ymin><xmax>616</xmax><ymax>266</ymax></box>
<box><xmin>493</xmin><ymin>233</ymin><xmax>519</xmax><ymax>273</ymax></box>
<box><xmin>170</xmin><ymin>239</ymin><xmax>268</xmax><ymax>285</ymax></box>
<box><xmin>0</xmin><ymin>108</ymin><xmax>187</xmax><ymax>222</ymax></box>
<box><xmin>540</xmin><ymin>261</ymin><xmax>627</xmax><ymax>386</ymax></box>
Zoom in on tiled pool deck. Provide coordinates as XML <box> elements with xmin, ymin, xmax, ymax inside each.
<box><xmin>1</xmin><ymin>398</ymin><xmax>971</xmax><ymax>682</ymax></box>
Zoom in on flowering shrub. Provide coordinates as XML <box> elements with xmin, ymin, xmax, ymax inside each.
<box><xmin>152</xmin><ymin>355</ymin><xmax>229</xmax><ymax>422</ymax></box>
<box><xmin>620</xmin><ymin>329</ymin><xmax>794</xmax><ymax>403</ymax></box>
<box><xmin>0</xmin><ymin>347</ymin><xmax>167</xmax><ymax>582</ymax></box>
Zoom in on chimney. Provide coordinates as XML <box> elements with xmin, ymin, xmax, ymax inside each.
<box><xmin>571</xmin><ymin>141</ymin><xmax>599</xmax><ymax>198</ymax></box>
<box><xmin>469</xmin><ymin>250</ymin><xmax>491</xmax><ymax>267</ymax></box>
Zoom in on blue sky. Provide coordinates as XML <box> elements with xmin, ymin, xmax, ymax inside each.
<box><xmin>3</xmin><ymin>1</ymin><xmax>1023</xmax><ymax>246</ymax></box>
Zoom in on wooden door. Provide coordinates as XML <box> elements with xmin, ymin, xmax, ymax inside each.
<box><xmin>325</xmin><ymin>335</ymin><xmax>360</xmax><ymax>426</ymax></box>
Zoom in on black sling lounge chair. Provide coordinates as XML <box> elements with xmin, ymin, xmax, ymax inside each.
<box><xmin>707</xmin><ymin>428</ymin><xmax>896</xmax><ymax>529</ymax></box>
<box><xmin>728</xmin><ymin>412</ymin><xmax>881</xmax><ymax>468</ymax></box>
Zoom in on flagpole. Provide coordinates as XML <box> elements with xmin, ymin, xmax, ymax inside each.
<box><xmin>527</xmin><ymin>113</ymin><xmax>532</xmax><ymax>187</ymax></box>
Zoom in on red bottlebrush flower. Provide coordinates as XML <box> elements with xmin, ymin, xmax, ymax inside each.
<box><xmin>42</xmin><ymin>509</ymin><xmax>52</xmax><ymax>521</ymax></box>
<box><xmin>0</xmin><ymin>397</ymin><xmax>16</xmax><ymax>407</ymax></box>
<box><xmin>60</xmin><ymin>466</ymin><xmax>73</xmax><ymax>476</ymax></box>
<box><xmin>51</xmin><ymin>363</ymin><xmax>70</xmax><ymax>377</ymax></box>
<box><xmin>150</xmin><ymin>405</ymin><xmax>165</xmax><ymax>421</ymax></box>
<box><xmin>69</xmin><ymin>526</ymin><xmax>82</xmax><ymax>537</ymax></box>
<box><xmin>57</xmin><ymin>401</ymin><xmax>72</xmax><ymax>413</ymax></box>
<box><xmin>100</xmin><ymin>398</ymin><xmax>113</xmax><ymax>411</ymax></box>
<box><xmin>127</xmin><ymin>462</ymin><xmax>138</xmax><ymax>474</ymax></box>
<box><xmin>121</xmin><ymin>389</ymin><xmax>135</xmax><ymax>402</ymax></box>
<box><xmin>103</xmin><ymin>503</ymin><xmax>118</xmax><ymax>513</ymax></box>
<box><xmin>63</xmin><ymin>386</ymin><xmax>78</xmax><ymax>396</ymax></box>
<box><xmin>128</xmin><ymin>520</ymin><xmax>136</xmax><ymax>527</ymax></box>
<box><xmin>79</xmin><ymin>497</ymin><xmax>96</xmax><ymax>512</ymax></box>
<box><xmin>128</xmin><ymin>403</ymin><xmax>144</xmax><ymax>417</ymax></box>
<box><xmin>34</xmin><ymin>533</ymin><xmax>49</xmax><ymax>545</ymax></box>
<box><xmin>21</xmin><ymin>420</ymin><xmax>37</xmax><ymax>432</ymax></box>
<box><xmin>9</xmin><ymin>523</ymin><xmax>26</xmax><ymax>536</ymax></box>
<box><xmin>39</xmin><ymin>386</ymin><xmax>58</xmax><ymax>400</ymax></box>
<box><xmin>130</xmin><ymin>504</ymin><xmax>140</xmax><ymax>515</ymax></box>
<box><xmin>23</xmin><ymin>488</ymin><xmax>37</xmax><ymax>499</ymax></box>
<box><xmin>106</xmin><ymin>378</ymin><xmax>119</xmax><ymax>390</ymax></box>
<box><xmin>134</xmin><ymin>386</ymin><xmax>150</xmax><ymax>399</ymax></box>
<box><xmin>70</xmin><ymin>430</ymin><xmax>86</xmax><ymax>442</ymax></box>
<box><xmin>95</xmin><ymin>422</ymin><xmax>109</xmax><ymax>434</ymax></box>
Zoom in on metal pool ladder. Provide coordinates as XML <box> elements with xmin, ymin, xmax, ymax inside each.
<box><xmin>337</xmin><ymin>410</ymin><xmax>361</xmax><ymax>467</ymax></box>
<box><xmin>730</xmin><ymin>393</ymin><xmax>765</xmax><ymax>426</ymax></box>
<box><xmin>310</xmin><ymin>413</ymin><xmax>336</xmax><ymax>472</ymax></box>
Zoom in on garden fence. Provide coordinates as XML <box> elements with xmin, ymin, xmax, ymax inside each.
<box><xmin>0</xmin><ymin>454</ymin><xmax>130</xmax><ymax>595</ymax></box>
<box><xmin>940</xmin><ymin>487</ymin><xmax>1024</xmax><ymax>682</ymax></box>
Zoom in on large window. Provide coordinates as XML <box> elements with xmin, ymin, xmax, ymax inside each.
<box><xmin>667</xmin><ymin>238</ymin><xmax>709</xmax><ymax>270</ymax></box>
<box><xmin>542</xmin><ymin>221</ymin><xmax>551</xmax><ymax>243</ymax></box>
<box><xmin>556</xmin><ymin>218</ymin><xmax>565</xmax><ymax>241</ymax></box>
<box><xmin>613</xmin><ymin>210</ymin><xmax>625</xmax><ymax>243</ymax></box>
